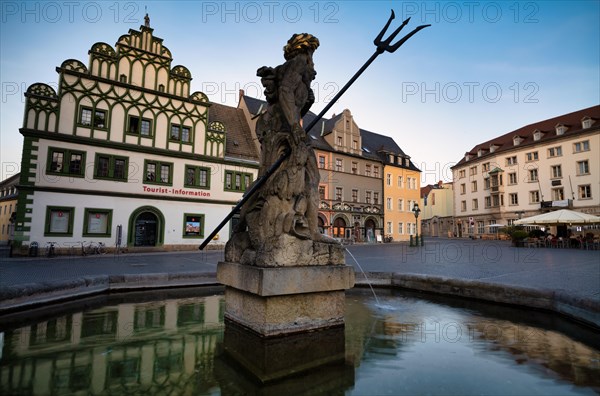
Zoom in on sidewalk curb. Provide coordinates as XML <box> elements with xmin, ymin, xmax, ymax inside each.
<box><xmin>354</xmin><ymin>272</ymin><xmax>600</xmax><ymax>329</ymax></box>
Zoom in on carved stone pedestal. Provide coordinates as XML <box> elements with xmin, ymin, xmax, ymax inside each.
<box><xmin>217</xmin><ymin>261</ymin><xmax>355</xmax><ymax>336</ymax></box>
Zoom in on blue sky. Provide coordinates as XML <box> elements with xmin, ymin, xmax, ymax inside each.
<box><xmin>1</xmin><ymin>1</ymin><xmax>599</xmax><ymax>183</ymax></box>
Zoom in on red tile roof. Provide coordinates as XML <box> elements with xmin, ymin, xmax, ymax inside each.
<box><xmin>452</xmin><ymin>105</ymin><xmax>600</xmax><ymax>168</ymax></box>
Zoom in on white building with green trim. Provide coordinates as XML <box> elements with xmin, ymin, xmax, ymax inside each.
<box><xmin>13</xmin><ymin>21</ymin><xmax>258</xmax><ymax>254</ymax></box>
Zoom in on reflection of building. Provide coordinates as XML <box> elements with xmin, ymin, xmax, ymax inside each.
<box><xmin>0</xmin><ymin>173</ymin><xmax>18</xmax><ymax>243</ymax></box>
<box><xmin>0</xmin><ymin>294</ymin><xmax>223</xmax><ymax>394</ymax></box>
<box><xmin>239</xmin><ymin>95</ymin><xmax>420</xmax><ymax>242</ymax></box>
<box><xmin>421</xmin><ymin>181</ymin><xmax>454</xmax><ymax>237</ymax></box>
<box><xmin>13</xmin><ymin>19</ymin><xmax>258</xmax><ymax>254</ymax></box>
<box><xmin>451</xmin><ymin>106</ymin><xmax>600</xmax><ymax>237</ymax></box>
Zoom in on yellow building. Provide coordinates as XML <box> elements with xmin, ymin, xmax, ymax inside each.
<box><xmin>382</xmin><ymin>152</ymin><xmax>421</xmax><ymax>242</ymax></box>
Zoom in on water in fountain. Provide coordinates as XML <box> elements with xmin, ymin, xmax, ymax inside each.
<box><xmin>345</xmin><ymin>247</ymin><xmax>396</xmax><ymax>310</ymax></box>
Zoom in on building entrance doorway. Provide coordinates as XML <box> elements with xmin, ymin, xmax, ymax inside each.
<box><xmin>134</xmin><ymin>212</ymin><xmax>158</xmax><ymax>246</ymax></box>
<box><xmin>365</xmin><ymin>219</ymin><xmax>376</xmax><ymax>242</ymax></box>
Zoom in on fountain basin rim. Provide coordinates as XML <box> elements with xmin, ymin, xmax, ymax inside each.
<box><xmin>0</xmin><ymin>271</ymin><xmax>598</xmax><ymax>330</ymax></box>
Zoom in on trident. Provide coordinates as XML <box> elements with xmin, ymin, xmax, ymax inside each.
<box><xmin>199</xmin><ymin>11</ymin><xmax>430</xmax><ymax>250</ymax></box>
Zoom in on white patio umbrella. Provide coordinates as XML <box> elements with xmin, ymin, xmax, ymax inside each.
<box><xmin>514</xmin><ymin>209</ymin><xmax>600</xmax><ymax>226</ymax></box>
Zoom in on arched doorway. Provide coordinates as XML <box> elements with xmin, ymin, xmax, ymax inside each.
<box><xmin>365</xmin><ymin>218</ymin><xmax>376</xmax><ymax>242</ymax></box>
<box><xmin>318</xmin><ymin>216</ymin><xmax>326</xmax><ymax>235</ymax></box>
<box><xmin>333</xmin><ymin>217</ymin><xmax>346</xmax><ymax>238</ymax></box>
<box><xmin>128</xmin><ymin>206</ymin><xmax>165</xmax><ymax>247</ymax></box>
<box><xmin>135</xmin><ymin>212</ymin><xmax>157</xmax><ymax>246</ymax></box>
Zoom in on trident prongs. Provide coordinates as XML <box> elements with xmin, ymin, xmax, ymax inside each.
<box><xmin>375</xmin><ymin>10</ymin><xmax>431</xmax><ymax>54</ymax></box>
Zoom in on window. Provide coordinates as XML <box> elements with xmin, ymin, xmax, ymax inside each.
<box><xmin>579</xmin><ymin>185</ymin><xmax>592</xmax><ymax>199</ymax></box>
<box><xmin>508</xmin><ymin>172</ymin><xmax>518</xmax><ymax>185</ymax></box>
<box><xmin>45</xmin><ymin>206</ymin><xmax>74</xmax><ymax>236</ymax></box>
<box><xmin>506</xmin><ymin>156</ymin><xmax>517</xmax><ymax>166</ymax></box>
<box><xmin>352</xmin><ymin>189</ymin><xmax>358</xmax><ymax>202</ymax></box>
<box><xmin>471</xmin><ymin>181</ymin><xmax>477</xmax><ymax>192</ymax></box>
<box><xmin>387</xmin><ymin>222</ymin><xmax>392</xmax><ymax>234</ymax></box>
<box><xmin>551</xmin><ymin>188</ymin><xmax>564</xmax><ymax>201</ymax></box>
<box><xmin>79</xmin><ymin>107</ymin><xmax>106</xmax><ymax>128</ymax></box>
<box><xmin>119</xmin><ymin>74</ymin><xmax>127</xmax><ymax>83</ymax></box>
<box><xmin>386</xmin><ymin>197</ymin><xmax>392</xmax><ymax>210</ymax></box>
<box><xmin>472</xmin><ymin>199</ymin><xmax>478</xmax><ymax>210</ymax></box>
<box><xmin>158</xmin><ymin>84</ymin><xmax>165</xmax><ymax>92</ymax></box>
<box><xmin>170</xmin><ymin>124</ymin><xmax>191</xmax><ymax>143</ymax></box>
<box><xmin>573</xmin><ymin>140</ymin><xmax>590</xmax><ymax>153</ymax></box>
<box><xmin>94</xmin><ymin>154</ymin><xmax>127</xmax><ymax>181</ymax></box>
<box><xmin>461</xmin><ymin>200</ymin><xmax>466</xmax><ymax>212</ymax></box>
<box><xmin>128</xmin><ymin>116</ymin><xmax>152</xmax><ymax>136</ymax></box>
<box><xmin>47</xmin><ymin>148</ymin><xmax>85</xmax><ymax>177</ymax></box>
<box><xmin>318</xmin><ymin>156</ymin><xmax>325</xmax><ymax>169</ymax></box>
<box><xmin>374</xmin><ymin>166</ymin><xmax>380</xmax><ymax>178</ymax></box>
<box><xmin>365</xmin><ymin>164</ymin><xmax>371</xmax><ymax>177</ymax></box>
<box><xmin>225</xmin><ymin>171</ymin><xmax>253</xmax><ymax>192</ymax></box>
<box><xmin>526</xmin><ymin>151</ymin><xmax>538</xmax><ymax>162</ymax></box>
<box><xmin>83</xmin><ymin>208</ymin><xmax>112</xmax><ymax>236</ymax></box>
<box><xmin>352</xmin><ymin>162</ymin><xmax>358</xmax><ymax>174</ymax></box>
<box><xmin>386</xmin><ymin>173</ymin><xmax>391</xmax><ymax>186</ymax></box>
<box><xmin>482</xmin><ymin>162</ymin><xmax>490</xmax><ymax>172</ymax></box>
<box><xmin>183</xmin><ymin>213</ymin><xmax>205</xmax><ymax>238</ymax></box>
<box><xmin>398</xmin><ymin>199</ymin><xmax>404</xmax><ymax>211</ymax></box>
<box><xmin>352</xmin><ymin>140</ymin><xmax>358</xmax><ymax>150</ymax></box>
<box><xmin>398</xmin><ymin>222</ymin><xmax>403</xmax><ymax>234</ymax></box>
<box><xmin>337</xmin><ymin>136</ymin><xmax>342</xmax><ymax>146</ymax></box>
<box><xmin>365</xmin><ymin>191</ymin><xmax>372</xmax><ymax>204</ymax></box>
<box><xmin>548</xmin><ymin>146</ymin><xmax>562</xmax><ymax>157</ymax></box>
<box><xmin>469</xmin><ymin>166</ymin><xmax>477</xmax><ymax>176</ymax></box>
<box><xmin>373</xmin><ymin>192</ymin><xmax>379</xmax><ymax>205</ymax></box>
<box><xmin>460</xmin><ymin>183</ymin><xmax>466</xmax><ymax>194</ymax></box>
<box><xmin>485</xmin><ymin>196</ymin><xmax>491</xmax><ymax>208</ymax></box>
<box><xmin>528</xmin><ymin>168</ymin><xmax>538</xmax><ymax>182</ymax></box>
<box><xmin>335</xmin><ymin>187</ymin><xmax>343</xmax><ymax>201</ymax></box>
<box><xmin>144</xmin><ymin>160</ymin><xmax>173</xmax><ymax>185</ymax></box>
<box><xmin>551</xmin><ymin>165</ymin><xmax>562</xmax><ymax>178</ymax></box>
<box><xmin>477</xmin><ymin>221</ymin><xmax>484</xmax><ymax>234</ymax></box>
<box><xmin>529</xmin><ymin>190</ymin><xmax>540</xmax><ymax>203</ymax></box>
<box><xmin>484</xmin><ymin>178</ymin><xmax>490</xmax><ymax>190</ymax></box>
<box><xmin>319</xmin><ymin>185</ymin><xmax>326</xmax><ymax>200</ymax></box>
<box><xmin>458</xmin><ymin>169</ymin><xmax>466</xmax><ymax>179</ymax></box>
<box><xmin>335</xmin><ymin>158</ymin><xmax>343</xmax><ymax>172</ymax></box>
<box><xmin>397</xmin><ymin>176</ymin><xmax>403</xmax><ymax>187</ymax></box>
<box><xmin>577</xmin><ymin>160</ymin><xmax>590</xmax><ymax>175</ymax></box>
<box><xmin>185</xmin><ymin>165</ymin><xmax>210</xmax><ymax>188</ymax></box>
<box><xmin>509</xmin><ymin>193</ymin><xmax>518</xmax><ymax>205</ymax></box>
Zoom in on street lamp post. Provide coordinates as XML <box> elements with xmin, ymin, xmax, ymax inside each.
<box><xmin>413</xmin><ymin>203</ymin><xmax>422</xmax><ymax>247</ymax></box>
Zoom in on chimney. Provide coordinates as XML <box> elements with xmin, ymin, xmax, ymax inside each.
<box><xmin>238</xmin><ymin>89</ymin><xmax>245</xmax><ymax>104</ymax></box>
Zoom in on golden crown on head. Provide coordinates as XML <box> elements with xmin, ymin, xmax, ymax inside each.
<box><xmin>283</xmin><ymin>33</ymin><xmax>320</xmax><ymax>60</ymax></box>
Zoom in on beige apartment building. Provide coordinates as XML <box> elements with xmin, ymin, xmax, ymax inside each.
<box><xmin>0</xmin><ymin>173</ymin><xmax>19</xmax><ymax>243</ymax></box>
<box><xmin>451</xmin><ymin>105</ymin><xmax>599</xmax><ymax>238</ymax></box>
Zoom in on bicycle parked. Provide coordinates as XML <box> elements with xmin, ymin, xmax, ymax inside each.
<box><xmin>84</xmin><ymin>241</ymin><xmax>107</xmax><ymax>255</ymax></box>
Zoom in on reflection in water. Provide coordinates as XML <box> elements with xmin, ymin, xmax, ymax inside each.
<box><xmin>0</xmin><ymin>288</ymin><xmax>599</xmax><ymax>395</ymax></box>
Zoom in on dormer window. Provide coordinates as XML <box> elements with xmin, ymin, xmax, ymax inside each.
<box><xmin>489</xmin><ymin>144</ymin><xmax>498</xmax><ymax>153</ymax></box>
<box><xmin>581</xmin><ymin>117</ymin><xmax>594</xmax><ymax>129</ymax></box>
<box><xmin>513</xmin><ymin>136</ymin><xmax>523</xmax><ymax>146</ymax></box>
<box><xmin>533</xmin><ymin>129</ymin><xmax>544</xmax><ymax>141</ymax></box>
<box><xmin>119</xmin><ymin>74</ymin><xmax>127</xmax><ymax>83</ymax></box>
<box><xmin>158</xmin><ymin>84</ymin><xmax>165</xmax><ymax>92</ymax></box>
<box><xmin>388</xmin><ymin>154</ymin><xmax>394</xmax><ymax>162</ymax></box>
<box><xmin>465</xmin><ymin>153</ymin><xmax>471</xmax><ymax>162</ymax></box>
<box><xmin>555</xmin><ymin>124</ymin><xmax>567</xmax><ymax>135</ymax></box>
